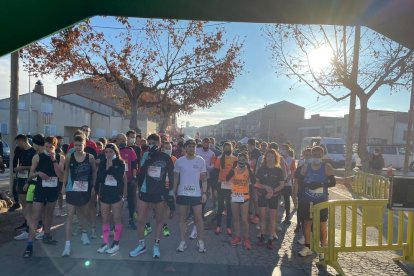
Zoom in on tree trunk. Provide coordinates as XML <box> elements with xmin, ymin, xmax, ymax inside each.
<box><xmin>403</xmin><ymin>68</ymin><xmax>414</xmax><ymax>174</ymax></box>
<box><xmin>357</xmin><ymin>95</ymin><xmax>370</xmax><ymax>171</ymax></box>
<box><xmin>345</xmin><ymin>91</ymin><xmax>356</xmax><ymax>177</ymax></box>
<box><xmin>129</xmin><ymin>97</ymin><xmax>140</xmax><ymax>133</ymax></box>
<box><xmin>158</xmin><ymin>111</ymin><xmax>170</xmax><ymax>133</ymax></box>
<box><xmin>9</xmin><ymin>52</ymin><xmax>19</xmax><ymax>193</ymax></box>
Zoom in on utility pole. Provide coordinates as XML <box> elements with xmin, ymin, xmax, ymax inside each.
<box><xmin>403</xmin><ymin>68</ymin><xmax>414</xmax><ymax>174</ymax></box>
<box><xmin>9</xmin><ymin>52</ymin><xmax>19</xmax><ymax>193</ymax></box>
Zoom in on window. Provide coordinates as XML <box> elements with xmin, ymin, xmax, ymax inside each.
<box><xmin>325</xmin><ymin>144</ymin><xmax>345</xmax><ymax>154</ymax></box>
<box><xmin>0</xmin><ymin>123</ymin><xmax>8</xmax><ymax>134</ymax></box>
<box><xmin>44</xmin><ymin>125</ymin><xmax>57</xmax><ymax>136</ymax></box>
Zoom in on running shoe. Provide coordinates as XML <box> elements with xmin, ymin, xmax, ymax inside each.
<box><xmin>257</xmin><ymin>235</ymin><xmax>265</xmax><ymax>247</ymax></box>
<box><xmin>15</xmin><ymin>222</ymin><xmax>27</xmax><ymax>231</ymax></box>
<box><xmin>197</xmin><ymin>240</ymin><xmax>207</xmax><ymax>253</ymax></box>
<box><xmin>226</xmin><ymin>228</ymin><xmax>232</xmax><ymax>236</ymax></box>
<box><xmin>97</xmin><ymin>243</ymin><xmax>109</xmax><ymax>254</ymax></box>
<box><xmin>144</xmin><ymin>224</ymin><xmax>152</xmax><ymax>236</ymax></box>
<box><xmin>81</xmin><ymin>232</ymin><xmax>90</xmax><ymax>245</ymax></box>
<box><xmin>153</xmin><ymin>244</ymin><xmax>160</xmax><ymax>259</ymax></box>
<box><xmin>298</xmin><ymin>246</ymin><xmax>313</xmax><ymax>257</ymax></box>
<box><xmin>297</xmin><ymin>236</ymin><xmax>305</xmax><ymax>245</ymax></box>
<box><xmin>14</xmin><ymin>231</ymin><xmax>28</xmax><ymax>241</ymax></box>
<box><xmin>214</xmin><ymin>226</ymin><xmax>221</xmax><ymax>235</ymax></box>
<box><xmin>62</xmin><ymin>243</ymin><xmax>71</xmax><ymax>257</ymax></box>
<box><xmin>106</xmin><ymin>243</ymin><xmax>120</xmax><ymax>254</ymax></box>
<box><xmin>189</xmin><ymin>225</ymin><xmax>198</xmax><ymax>239</ymax></box>
<box><xmin>23</xmin><ymin>245</ymin><xmax>33</xmax><ymax>258</ymax></box>
<box><xmin>129</xmin><ymin>219</ymin><xmax>137</xmax><ymax>230</ymax></box>
<box><xmin>90</xmin><ymin>228</ymin><xmax>98</xmax><ymax>239</ymax></box>
<box><xmin>43</xmin><ymin>235</ymin><xmax>58</xmax><ymax>245</ymax></box>
<box><xmin>162</xmin><ymin>225</ymin><xmax>171</xmax><ymax>237</ymax></box>
<box><xmin>129</xmin><ymin>243</ymin><xmax>146</xmax><ymax>257</ymax></box>
<box><xmin>244</xmin><ymin>239</ymin><xmax>252</xmax><ymax>250</ymax></box>
<box><xmin>35</xmin><ymin>231</ymin><xmax>45</xmax><ymax>240</ymax></box>
<box><xmin>267</xmin><ymin>239</ymin><xmax>273</xmax><ymax>250</ymax></box>
<box><xmin>176</xmin><ymin>241</ymin><xmax>187</xmax><ymax>252</ymax></box>
<box><xmin>230</xmin><ymin>236</ymin><xmax>242</xmax><ymax>246</ymax></box>
<box><xmin>8</xmin><ymin>203</ymin><xmax>20</xmax><ymax>213</ymax></box>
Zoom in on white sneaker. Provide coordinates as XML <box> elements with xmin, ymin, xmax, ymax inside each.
<box><xmin>298</xmin><ymin>246</ymin><xmax>313</xmax><ymax>257</ymax></box>
<box><xmin>176</xmin><ymin>241</ymin><xmax>187</xmax><ymax>252</ymax></box>
<box><xmin>318</xmin><ymin>253</ymin><xmax>325</xmax><ymax>261</ymax></box>
<box><xmin>106</xmin><ymin>244</ymin><xmax>120</xmax><ymax>254</ymax></box>
<box><xmin>14</xmin><ymin>231</ymin><xmax>28</xmax><ymax>241</ymax></box>
<box><xmin>62</xmin><ymin>243</ymin><xmax>71</xmax><ymax>257</ymax></box>
<box><xmin>297</xmin><ymin>236</ymin><xmax>305</xmax><ymax>245</ymax></box>
<box><xmin>97</xmin><ymin>244</ymin><xmax>109</xmax><ymax>254</ymax></box>
<box><xmin>81</xmin><ymin>232</ymin><xmax>90</xmax><ymax>245</ymax></box>
<box><xmin>197</xmin><ymin>240</ymin><xmax>206</xmax><ymax>253</ymax></box>
<box><xmin>35</xmin><ymin>231</ymin><xmax>45</xmax><ymax>240</ymax></box>
<box><xmin>189</xmin><ymin>225</ymin><xmax>197</xmax><ymax>240</ymax></box>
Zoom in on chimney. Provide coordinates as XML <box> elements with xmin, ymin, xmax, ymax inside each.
<box><xmin>33</xmin><ymin>80</ymin><xmax>44</xmax><ymax>94</ymax></box>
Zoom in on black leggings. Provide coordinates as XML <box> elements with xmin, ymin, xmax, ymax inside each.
<box><xmin>283</xmin><ymin>186</ymin><xmax>292</xmax><ymax>218</ymax></box>
<box><xmin>216</xmin><ymin>188</ymin><xmax>232</xmax><ymax>228</ymax></box>
<box><xmin>127</xmin><ymin>181</ymin><xmax>136</xmax><ymax>220</ymax></box>
<box><xmin>12</xmin><ymin>177</ymin><xmax>19</xmax><ymax>204</ymax></box>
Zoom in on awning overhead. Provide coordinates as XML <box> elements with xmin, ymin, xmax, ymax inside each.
<box><xmin>1</xmin><ymin>0</ymin><xmax>414</xmax><ymax>56</ymax></box>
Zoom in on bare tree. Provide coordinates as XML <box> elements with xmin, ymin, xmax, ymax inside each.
<box><xmin>265</xmin><ymin>24</ymin><xmax>413</xmax><ymax>170</ymax></box>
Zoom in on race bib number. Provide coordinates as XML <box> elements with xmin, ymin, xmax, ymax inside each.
<box><xmin>104</xmin><ymin>175</ymin><xmax>117</xmax><ymax>187</ymax></box>
<box><xmin>148</xmin><ymin>166</ymin><xmax>161</xmax><ymax>178</ymax></box>
<box><xmin>42</xmin><ymin>177</ymin><xmax>58</xmax><ymax>188</ymax></box>
<box><xmin>183</xmin><ymin>185</ymin><xmax>197</xmax><ymax>196</ymax></box>
<box><xmin>73</xmin><ymin>181</ymin><xmax>88</xmax><ymax>192</ymax></box>
<box><xmin>125</xmin><ymin>163</ymin><xmax>129</xmax><ymax>172</ymax></box>
<box><xmin>309</xmin><ymin>187</ymin><xmax>324</xmax><ymax>194</ymax></box>
<box><xmin>231</xmin><ymin>193</ymin><xmax>245</xmax><ymax>203</ymax></box>
<box><xmin>221</xmin><ymin>181</ymin><xmax>232</xmax><ymax>190</ymax></box>
<box><xmin>17</xmin><ymin>170</ymin><xmax>29</xmax><ymax>179</ymax></box>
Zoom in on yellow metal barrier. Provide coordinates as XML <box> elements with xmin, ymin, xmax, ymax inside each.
<box><xmin>352</xmin><ymin>172</ymin><xmax>390</xmax><ymax>199</ymax></box>
<box><xmin>311</xmin><ymin>199</ymin><xmax>414</xmax><ymax>276</ymax></box>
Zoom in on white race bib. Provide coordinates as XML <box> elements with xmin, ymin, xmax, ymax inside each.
<box><xmin>231</xmin><ymin>193</ymin><xmax>245</xmax><ymax>203</ymax></box>
<box><xmin>221</xmin><ymin>181</ymin><xmax>232</xmax><ymax>190</ymax></box>
<box><xmin>42</xmin><ymin>177</ymin><xmax>58</xmax><ymax>188</ymax></box>
<box><xmin>17</xmin><ymin>170</ymin><xmax>29</xmax><ymax>179</ymax></box>
<box><xmin>183</xmin><ymin>185</ymin><xmax>197</xmax><ymax>196</ymax></box>
<box><xmin>309</xmin><ymin>187</ymin><xmax>324</xmax><ymax>194</ymax></box>
<box><xmin>104</xmin><ymin>175</ymin><xmax>117</xmax><ymax>187</ymax></box>
<box><xmin>148</xmin><ymin>166</ymin><xmax>161</xmax><ymax>178</ymax></box>
<box><xmin>125</xmin><ymin>163</ymin><xmax>129</xmax><ymax>172</ymax></box>
<box><xmin>72</xmin><ymin>181</ymin><xmax>88</xmax><ymax>192</ymax></box>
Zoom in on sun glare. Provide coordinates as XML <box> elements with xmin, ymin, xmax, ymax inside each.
<box><xmin>308</xmin><ymin>46</ymin><xmax>333</xmax><ymax>72</ymax></box>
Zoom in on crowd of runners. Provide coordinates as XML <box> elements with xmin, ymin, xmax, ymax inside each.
<box><xmin>7</xmin><ymin>125</ymin><xmax>335</xmax><ymax>260</ymax></box>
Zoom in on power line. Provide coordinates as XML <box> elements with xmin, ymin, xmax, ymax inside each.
<box><xmin>90</xmin><ymin>22</ymin><xmax>230</xmax><ymax>31</ymax></box>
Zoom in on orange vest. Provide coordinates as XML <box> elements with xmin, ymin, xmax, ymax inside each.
<box><xmin>231</xmin><ymin>168</ymin><xmax>250</xmax><ymax>201</ymax></box>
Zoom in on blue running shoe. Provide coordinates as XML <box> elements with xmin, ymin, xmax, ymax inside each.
<box><xmin>153</xmin><ymin>244</ymin><xmax>160</xmax><ymax>259</ymax></box>
<box><xmin>129</xmin><ymin>243</ymin><xmax>146</xmax><ymax>257</ymax></box>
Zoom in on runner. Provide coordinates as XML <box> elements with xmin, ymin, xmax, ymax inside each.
<box><xmin>247</xmin><ymin>138</ymin><xmax>261</xmax><ymax>225</ymax></box>
<box><xmin>23</xmin><ymin>136</ymin><xmax>65</xmax><ymax>258</ymax></box>
<box><xmin>255</xmin><ymin>149</ymin><xmax>285</xmax><ymax>249</ymax></box>
<box><xmin>13</xmin><ymin>135</ymin><xmax>36</xmax><ymax>240</ymax></box>
<box><xmin>226</xmin><ymin>152</ymin><xmax>256</xmax><ymax>250</ymax></box>
<box><xmin>208</xmin><ymin>137</ymin><xmax>221</xmax><ymax>216</ymax></box>
<box><xmin>129</xmin><ymin>135</ymin><xmax>174</xmax><ymax>259</ymax></box>
<box><xmin>115</xmin><ymin>133</ymin><xmax>138</xmax><ymax>230</ymax></box>
<box><xmin>96</xmin><ymin>143</ymin><xmax>127</xmax><ymax>254</ymax></box>
<box><xmin>174</xmin><ymin>139</ymin><xmax>207</xmax><ymax>253</ymax></box>
<box><xmin>280</xmin><ymin>144</ymin><xmax>296</xmax><ymax>225</ymax></box>
<box><xmin>160</xmin><ymin>141</ymin><xmax>177</xmax><ymax>237</ymax></box>
<box><xmin>61</xmin><ymin>134</ymin><xmax>97</xmax><ymax>257</ymax></box>
<box><xmin>214</xmin><ymin>141</ymin><xmax>237</xmax><ymax>236</ymax></box>
<box><xmin>298</xmin><ymin>146</ymin><xmax>335</xmax><ymax>260</ymax></box>
<box><xmin>294</xmin><ymin>148</ymin><xmax>312</xmax><ymax>245</ymax></box>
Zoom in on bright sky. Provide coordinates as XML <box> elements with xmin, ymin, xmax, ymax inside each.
<box><xmin>0</xmin><ymin>18</ymin><xmax>411</xmax><ymax>128</ymax></box>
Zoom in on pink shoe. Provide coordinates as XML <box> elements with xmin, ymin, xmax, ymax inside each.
<box><xmin>230</xmin><ymin>236</ymin><xmax>242</xmax><ymax>246</ymax></box>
